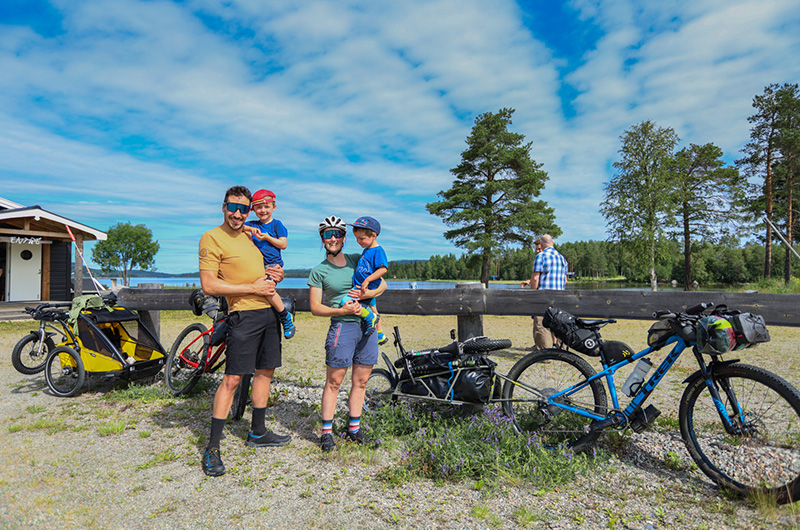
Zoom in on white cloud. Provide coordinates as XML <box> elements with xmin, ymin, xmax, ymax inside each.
<box><xmin>1</xmin><ymin>0</ymin><xmax>799</xmax><ymax>272</ymax></box>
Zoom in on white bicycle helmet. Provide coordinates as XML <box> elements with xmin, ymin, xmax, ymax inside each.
<box><xmin>318</xmin><ymin>215</ymin><xmax>347</xmax><ymax>234</ymax></box>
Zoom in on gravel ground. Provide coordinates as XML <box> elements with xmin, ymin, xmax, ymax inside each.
<box><xmin>1</xmin><ymin>312</ymin><xmax>798</xmax><ymax>530</ymax></box>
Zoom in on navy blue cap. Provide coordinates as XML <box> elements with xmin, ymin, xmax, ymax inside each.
<box><xmin>349</xmin><ymin>216</ymin><xmax>381</xmax><ymax>236</ymax></box>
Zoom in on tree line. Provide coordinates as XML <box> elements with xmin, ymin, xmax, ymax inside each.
<box><xmin>389</xmin><ymin>238</ymin><xmax>800</xmax><ymax>286</ymax></box>
<box><xmin>426</xmin><ymin>83</ymin><xmax>800</xmax><ymax>290</ymax></box>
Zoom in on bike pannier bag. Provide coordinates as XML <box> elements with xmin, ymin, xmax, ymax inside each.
<box><xmin>697</xmin><ymin>315</ymin><xmax>736</xmax><ymax>355</ymax></box>
<box><xmin>542</xmin><ymin>307</ymin><xmax>601</xmax><ymax>356</ymax></box>
<box><xmin>727</xmin><ymin>313</ymin><xmax>770</xmax><ymax>347</ymax></box>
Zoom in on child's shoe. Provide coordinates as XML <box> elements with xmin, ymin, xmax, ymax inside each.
<box><xmin>320</xmin><ymin>433</ymin><xmax>337</xmax><ymax>452</ymax></box>
<box><xmin>280</xmin><ymin>311</ymin><xmax>295</xmax><ymax>339</ymax></box>
<box><xmin>363</xmin><ymin>311</ymin><xmax>380</xmax><ymax>337</ymax></box>
<box><xmin>377</xmin><ymin>330</ymin><xmax>388</xmax><ymax>345</ymax></box>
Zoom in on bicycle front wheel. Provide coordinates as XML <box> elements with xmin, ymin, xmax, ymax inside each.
<box><xmin>679</xmin><ymin>363</ymin><xmax>800</xmax><ymax>503</ymax></box>
<box><xmin>165</xmin><ymin>323</ymin><xmax>208</xmax><ymax>396</ymax></box>
<box><xmin>363</xmin><ymin>369</ymin><xmax>395</xmax><ymax>412</ymax></box>
<box><xmin>12</xmin><ymin>333</ymin><xmax>56</xmax><ymax>375</ymax></box>
<box><xmin>502</xmin><ymin>349</ymin><xmax>607</xmax><ymax>452</ymax></box>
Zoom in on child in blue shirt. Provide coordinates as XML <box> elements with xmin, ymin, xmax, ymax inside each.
<box><xmin>341</xmin><ymin>216</ymin><xmax>388</xmax><ymax>344</ymax></box>
<box><xmin>243</xmin><ymin>189</ymin><xmax>295</xmax><ymax>339</ymax></box>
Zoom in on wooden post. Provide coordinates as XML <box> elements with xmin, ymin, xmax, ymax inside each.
<box><xmin>137</xmin><ymin>283</ymin><xmax>163</xmax><ymax>340</ymax></box>
<box><xmin>73</xmin><ymin>235</ymin><xmax>83</xmax><ymax>297</ymax></box>
<box><xmin>456</xmin><ymin>282</ymin><xmax>485</xmax><ymax>340</ymax></box>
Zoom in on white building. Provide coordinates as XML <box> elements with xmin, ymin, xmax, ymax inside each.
<box><xmin>0</xmin><ymin>197</ymin><xmax>106</xmax><ymax>301</ymax></box>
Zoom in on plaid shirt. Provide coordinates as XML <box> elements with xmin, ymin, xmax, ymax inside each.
<box><xmin>532</xmin><ymin>246</ymin><xmax>568</xmax><ymax>290</ymax></box>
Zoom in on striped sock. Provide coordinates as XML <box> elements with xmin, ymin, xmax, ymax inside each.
<box><xmin>321</xmin><ymin>419</ymin><xmax>333</xmax><ymax>436</ymax></box>
<box><xmin>348</xmin><ymin>416</ymin><xmax>361</xmax><ymax>434</ymax></box>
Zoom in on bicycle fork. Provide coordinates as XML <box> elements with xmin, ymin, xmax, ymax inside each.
<box><xmin>696</xmin><ymin>359</ymin><xmax>749</xmax><ymax>436</ymax></box>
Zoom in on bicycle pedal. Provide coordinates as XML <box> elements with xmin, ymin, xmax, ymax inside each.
<box><xmin>589</xmin><ymin>414</ymin><xmax>625</xmax><ymax>432</ymax></box>
<box><xmin>629</xmin><ymin>405</ymin><xmax>661</xmax><ymax>433</ymax></box>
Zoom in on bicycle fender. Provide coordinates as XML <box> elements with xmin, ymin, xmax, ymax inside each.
<box><xmin>681</xmin><ymin>359</ymin><xmax>741</xmax><ymax>385</ymax></box>
<box><xmin>381</xmin><ymin>351</ymin><xmax>398</xmax><ymax>384</ymax></box>
<box><xmin>31</xmin><ymin>330</ymin><xmax>57</xmax><ymax>341</ymax></box>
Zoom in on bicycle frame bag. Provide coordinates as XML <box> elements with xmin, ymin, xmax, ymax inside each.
<box><xmin>542</xmin><ymin>306</ymin><xmax>601</xmax><ymax>356</ymax></box>
<box><xmin>601</xmin><ymin>340</ymin><xmax>635</xmax><ymax>365</ymax></box>
<box><xmin>697</xmin><ymin>315</ymin><xmax>736</xmax><ymax>355</ymax></box>
<box><xmin>727</xmin><ymin>313</ymin><xmax>770</xmax><ymax>348</ymax></box>
<box><xmin>399</xmin><ymin>354</ymin><xmax>496</xmax><ymax>403</ymax></box>
<box><xmin>209</xmin><ymin>318</ymin><xmax>227</xmax><ymax>347</ymax></box>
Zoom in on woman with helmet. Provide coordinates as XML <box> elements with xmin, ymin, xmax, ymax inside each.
<box><xmin>307</xmin><ymin>215</ymin><xmax>387</xmax><ymax>452</ymax></box>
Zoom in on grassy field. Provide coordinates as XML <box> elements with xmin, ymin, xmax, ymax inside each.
<box><xmin>3</xmin><ymin>311</ymin><xmax>800</xmax><ymax>528</ymax></box>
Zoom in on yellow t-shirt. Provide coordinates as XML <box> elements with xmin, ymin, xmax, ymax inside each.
<box><xmin>198</xmin><ymin>226</ymin><xmax>270</xmax><ymax>312</ymax></box>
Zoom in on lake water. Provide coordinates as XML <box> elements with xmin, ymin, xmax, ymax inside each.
<box><xmin>115</xmin><ymin>277</ymin><xmax>712</xmax><ymax>291</ymax></box>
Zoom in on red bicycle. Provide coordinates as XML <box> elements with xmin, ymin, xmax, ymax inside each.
<box><xmin>165</xmin><ymin>291</ymin><xmax>229</xmax><ymax>397</ymax></box>
<box><xmin>166</xmin><ymin>290</ymin><xmax>293</xmax><ymax>421</ymax></box>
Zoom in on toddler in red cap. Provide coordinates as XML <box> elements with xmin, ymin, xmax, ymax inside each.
<box><xmin>243</xmin><ymin>189</ymin><xmax>295</xmax><ymax>339</ymax></box>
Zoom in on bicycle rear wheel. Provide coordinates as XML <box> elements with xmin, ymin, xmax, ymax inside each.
<box><xmin>165</xmin><ymin>323</ymin><xmax>207</xmax><ymax>396</ymax></box>
<box><xmin>679</xmin><ymin>363</ymin><xmax>800</xmax><ymax>504</ymax></box>
<box><xmin>12</xmin><ymin>333</ymin><xmax>56</xmax><ymax>375</ymax></box>
<box><xmin>502</xmin><ymin>349</ymin><xmax>607</xmax><ymax>452</ymax></box>
<box><xmin>363</xmin><ymin>369</ymin><xmax>395</xmax><ymax>412</ymax></box>
<box><xmin>231</xmin><ymin>374</ymin><xmax>252</xmax><ymax>421</ymax></box>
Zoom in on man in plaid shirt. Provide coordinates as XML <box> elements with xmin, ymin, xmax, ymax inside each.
<box><xmin>521</xmin><ymin>234</ymin><xmax>568</xmax><ymax>349</ymax></box>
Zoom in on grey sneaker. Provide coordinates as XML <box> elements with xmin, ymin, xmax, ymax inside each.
<box><xmin>246</xmin><ymin>431</ymin><xmax>291</xmax><ymax>447</ymax></box>
<box><xmin>202</xmin><ymin>447</ymin><xmax>225</xmax><ymax>477</ymax></box>
<box><xmin>320</xmin><ymin>433</ymin><xmax>337</xmax><ymax>452</ymax></box>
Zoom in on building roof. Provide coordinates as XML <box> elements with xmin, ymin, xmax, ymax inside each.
<box><xmin>0</xmin><ymin>202</ymin><xmax>106</xmax><ymax>241</ymax></box>
<box><xmin>0</xmin><ymin>197</ymin><xmax>24</xmax><ymax>210</ymax></box>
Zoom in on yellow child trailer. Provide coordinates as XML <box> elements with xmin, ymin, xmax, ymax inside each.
<box><xmin>28</xmin><ymin>294</ymin><xmax>167</xmax><ymax>397</ymax></box>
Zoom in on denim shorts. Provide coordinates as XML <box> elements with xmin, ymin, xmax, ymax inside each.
<box><xmin>325</xmin><ymin>320</ymin><xmax>379</xmax><ymax>368</ymax></box>
<box><xmin>225</xmin><ymin>308</ymin><xmax>282</xmax><ymax>374</ymax></box>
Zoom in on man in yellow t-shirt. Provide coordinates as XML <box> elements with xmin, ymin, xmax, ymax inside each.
<box><xmin>198</xmin><ymin>185</ymin><xmax>290</xmax><ymax>477</ymax></box>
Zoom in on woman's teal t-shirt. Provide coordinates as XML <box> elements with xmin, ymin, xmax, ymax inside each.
<box><xmin>307</xmin><ymin>253</ymin><xmax>361</xmax><ymax>322</ymax></box>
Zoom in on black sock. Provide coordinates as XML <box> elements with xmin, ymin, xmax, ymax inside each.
<box><xmin>251</xmin><ymin>407</ymin><xmax>267</xmax><ymax>436</ymax></box>
<box><xmin>208</xmin><ymin>417</ymin><xmax>226</xmax><ymax>449</ymax></box>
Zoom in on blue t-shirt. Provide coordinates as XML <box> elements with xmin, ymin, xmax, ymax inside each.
<box><xmin>244</xmin><ymin>219</ymin><xmax>287</xmax><ymax>267</ymax></box>
<box><xmin>353</xmin><ymin>245</ymin><xmax>388</xmax><ymax>289</ymax></box>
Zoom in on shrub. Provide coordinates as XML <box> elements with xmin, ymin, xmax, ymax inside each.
<box><xmin>366</xmin><ymin>402</ymin><xmax>596</xmax><ymax>486</ymax></box>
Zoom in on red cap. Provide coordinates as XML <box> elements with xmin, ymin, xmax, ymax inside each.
<box><xmin>252</xmin><ymin>189</ymin><xmax>276</xmax><ymax>205</ymax></box>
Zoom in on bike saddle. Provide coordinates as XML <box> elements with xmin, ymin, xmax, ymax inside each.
<box><xmin>576</xmin><ymin>317</ymin><xmax>616</xmax><ymax>328</ymax></box>
<box><xmin>438</xmin><ymin>342</ymin><xmax>460</xmax><ymax>355</ymax></box>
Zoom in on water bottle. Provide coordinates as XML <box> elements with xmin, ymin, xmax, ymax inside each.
<box><xmin>622</xmin><ymin>358</ymin><xmax>653</xmax><ymax>397</ymax></box>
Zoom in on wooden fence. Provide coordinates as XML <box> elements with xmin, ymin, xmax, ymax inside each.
<box><xmin>116</xmin><ymin>283</ymin><xmax>800</xmax><ymax>340</ymax></box>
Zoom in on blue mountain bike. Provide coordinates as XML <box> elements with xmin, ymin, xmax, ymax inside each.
<box><xmin>501</xmin><ymin>303</ymin><xmax>800</xmax><ymax>503</ymax></box>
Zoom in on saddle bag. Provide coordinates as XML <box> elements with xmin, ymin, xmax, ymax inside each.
<box><xmin>542</xmin><ymin>306</ymin><xmax>601</xmax><ymax>356</ymax></box>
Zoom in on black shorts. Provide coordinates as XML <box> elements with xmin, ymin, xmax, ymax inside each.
<box><xmin>224</xmin><ymin>308</ymin><xmax>281</xmax><ymax>375</ymax></box>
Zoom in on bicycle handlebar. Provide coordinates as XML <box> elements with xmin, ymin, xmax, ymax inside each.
<box><xmin>24</xmin><ymin>302</ymin><xmax>70</xmax><ymax>321</ymax></box>
<box><xmin>686</xmin><ymin>302</ymin><xmax>714</xmax><ymax>315</ymax></box>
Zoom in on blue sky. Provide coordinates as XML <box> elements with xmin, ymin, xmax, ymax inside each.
<box><xmin>1</xmin><ymin>0</ymin><xmax>799</xmax><ymax>273</ymax></box>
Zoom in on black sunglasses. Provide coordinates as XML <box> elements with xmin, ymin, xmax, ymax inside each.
<box><xmin>322</xmin><ymin>229</ymin><xmax>345</xmax><ymax>240</ymax></box>
<box><xmin>224</xmin><ymin>202</ymin><xmax>250</xmax><ymax>215</ymax></box>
